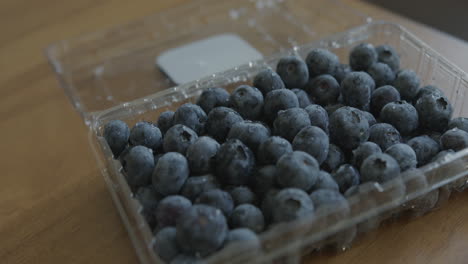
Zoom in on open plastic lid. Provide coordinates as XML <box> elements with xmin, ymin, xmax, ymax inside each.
<box><xmin>45</xmin><ymin>0</ymin><xmax>368</xmax><ymax>124</ymax></box>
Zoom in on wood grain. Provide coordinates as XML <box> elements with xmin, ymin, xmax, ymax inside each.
<box><xmin>1</xmin><ymin>0</ymin><xmax>468</xmax><ymax>263</ymax></box>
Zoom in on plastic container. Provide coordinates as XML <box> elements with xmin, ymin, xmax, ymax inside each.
<box><xmin>45</xmin><ymin>0</ymin><xmax>468</xmax><ymax>263</ymax></box>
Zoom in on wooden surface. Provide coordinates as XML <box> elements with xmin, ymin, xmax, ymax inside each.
<box><xmin>1</xmin><ymin>0</ymin><xmax>468</xmax><ymax>263</ymax></box>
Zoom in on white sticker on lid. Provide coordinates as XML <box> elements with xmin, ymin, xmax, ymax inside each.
<box><xmin>156</xmin><ymin>33</ymin><xmax>263</xmax><ymax>84</ymax></box>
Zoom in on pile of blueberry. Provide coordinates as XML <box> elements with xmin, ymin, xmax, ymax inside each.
<box><xmin>103</xmin><ymin>43</ymin><xmax>468</xmax><ymax>263</ymax></box>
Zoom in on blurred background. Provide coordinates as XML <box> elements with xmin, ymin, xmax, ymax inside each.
<box><xmin>367</xmin><ymin>0</ymin><xmax>468</xmax><ymax>41</ymax></box>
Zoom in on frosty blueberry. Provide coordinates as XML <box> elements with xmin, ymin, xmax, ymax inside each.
<box><xmin>156</xmin><ymin>195</ymin><xmax>192</xmax><ymax>228</ymax></box>
<box><xmin>306</xmin><ymin>48</ymin><xmax>340</xmax><ymax>77</ymax></box>
<box><xmin>367</xmin><ymin>62</ymin><xmax>395</xmax><ymax>87</ymax></box>
<box><xmin>129</xmin><ymin>121</ymin><xmax>162</xmax><ymax>150</ymax></box>
<box><xmin>229</xmin><ymin>186</ymin><xmax>257</xmax><ymax>206</ymax></box>
<box><xmin>263</xmin><ymin>89</ymin><xmax>299</xmax><ymax>122</ymax></box>
<box><xmin>205</xmin><ymin>107</ymin><xmax>243</xmax><ymax>142</ymax></box>
<box><xmin>351</xmin><ymin>141</ymin><xmax>382</xmax><ymax>169</ymax></box>
<box><xmin>153</xmin><ymin>227</ymin><xmax>180</xmax><ymax>263</ymax></box>
<box><xmin>276</xmin><ymin>151</ymin><xmax>320</xmax><ymax>191</ymax></box>
<box><xmin>229</xmin><ymin>85</ymin><xmax>264</xmax><ymax>120</ymax></box>
<box><xmin>157</xmin><ymin>111</ymin><xmax>175</xmax><ymax>135</ymax></box>
<box><xmin>394</xmin><ymin>70</ymin><xmax>421</xmax><ymax>101</ymax></box>
<box><xmin>276</xmin><ymin>56</ymin><xmax>309</xmax><ymax>88</ymax></box>
<box><xmin>195</xmin><ymin>189</ymin><xmax>234</xmax><ymax>217</ymax></box>
<box><xmin>173</xmin><ymin>103</ymin><xmax>207</xmax><ymax>135</ymax></box>
<box><xmin>103</xmin><ymin>120</ymin><xmax>130</xmax><ymax>157</ymax></box>
<box><xmin>292</xmin><ymin>126</ymin><xmax>329</xmax><ymax>165</ymax></box>
<box><xmin>370</xmin><ymin>85</ymin><xmax>401</xmax><ymax>116</ymax></box>
<box><xmin>329</xmin><ymin>106</ymin><xmax>370</xmax><ymax>150</ymax></box>
<box><xmin>304</xmin><ymin>104</ymin><xmax>329</xmax><ymax>134</ymax></box>
<box><xmin>309</xmin><ymin>170</ymin><xmax>339</xmax><ymax>192</ymax></box>
<box><xmin>227</xmin><ymin>120</ymin><xmax>271</xmax><ymax>153</ymax></box>
<box><xmin>376</xmin><ymin>44</ymin><xmax>400</xmax><ymax>72</ymax></box>
<box><xmin>229</xmin><ymin>204</ymin><xmax>265</xmax><ymax>233</ymax></box>
<box><xmin>273</xmin><ymin>107</ymin><xmax>311</xmax><ymax>141</ymax></box>
<box><xmin>257</xmin><ymin>136</ymin><xmax>293</xmax><ymax>165</ymax></box>
<box><xmin>196</xmin><ymin>87</ymin><xmax>230</xmax><ymax>113</ymax></box>
<box><xmin>349</xmin><ymin>43</ymin><xmax>377</xmax><ymax>71</ymax></box>
<box><xmin>321</xmin><ymin>144</ymin><xmax>346</xmax><ymax>172</ymax></box>
<box><xmin>272</xmin><ymin>188</ymin><xmax>315</xmax><ymax>223</ymax></box>
<box><xmin>124</xmin><ymin>145</ymin><xmax>155</xmax><ymax>187</ymax></box>
<box><xmin>304</xmin><ymin>74</ymin><xmax>340</xmax><ymax>105</ymax></box>
<box><xmin>163</xmin><ymin>124</ymin><xmax>198</xmax><ymax>154</ymax></box>
<box><xmin>215</xmin><ymin>139</ymin><xmax>255</xmax><ymax>186</ymax></box>
<box><xmin>253</xmin><ymin>68</ymin><xmax>285</xmax><ymax>95</ymax></box>
<box><xmin>153</xmin><ymin>152</ymin><xmax>189</xmax><ymax>196</ymax></box>
<box><xmin>385</xmin><ymin>143</ymin><xmax>418</xmax><ymax>171</ymax></box>
<box><xmin>331</xmin><ymin>164</ymin><xmax>360</xmax><ymax>193</ymax></box>
<box><xmin>186</xmin><ymin>136</ymin><xmax>220</xmax><ymax>175</ymax></box>
<box><xmin>407</xmin><ymin>135</ymin><xmax>440</xmax><ymax>166</ymax></box>
<box><xmin>440</xmin><ymin>128</ymin><xmax>468</xmax><ymax>151</ymax></box>
<box><xmin>368</xmin><ymin>123</ymin><xmax>401</xmax><ymax>151</ymax></box>
<box><xmin>180</xmin><ymin>175</ymin><xmax>219</xmax><ymax>202</ymax></box>
<box><xmin>380</xmin><ymin>101</ymin><xmax>419</xmax><ymax>135</ymax></box>
<box><xmin>291</xmin><ymin>88</ymin><xmax>312</xmax><ymax>108</ymax></box>
<box><xmin>341</xmin><ymin>71</ymin><xmax>375</xmax><ymax>110</ymax></box>
<box><xmin>415</xmin><ymin>93</ymin><xmax>453</xmax><ymax>132</ymax></box>
<box><xmin>360</xmin><ymin>153</ymin><xmax>400</xmax><ymax>183</ymax></box>
<box><xmin>448</xmin><ymin>117</ymin><xmax>468</xmax><ymax>133</ymax></box>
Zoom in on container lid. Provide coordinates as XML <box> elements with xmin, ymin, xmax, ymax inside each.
<box><xmin>45</xmin><ymin>0</ymin><xmax>367</xmax><ymax>124</ymax></box>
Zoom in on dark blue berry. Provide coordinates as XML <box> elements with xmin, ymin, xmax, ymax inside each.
<box><xmin>380</xmin><ymin>101</ymin><xmax>419</xmax><ymax>135</ymax></box>
<box><xmin>333</xmin><ymin>64</ymin><xmax>351</xmax><ymax>84</ymax></box>
<box><xmin>368</xmin><ymin>123</ymin><xmax>401</xmax><ymax>151</ymax></box>
<box><xmin>349</xmin><ymin>43</ymin><xmax>377</xmax><ymax>71</ymax></box>
<box><xmin>180</xmin><ymin>175</ymin><xmax>219</xmax><ymax>202</ymax></box>
<box><xmin>253</xmin><ymin>68</ymin><xmax>285</xmax><ymax>95</ymax></box>
<box><xmin>276</xmin><ymin>151</ymin><xmax>320</xmax><ymax>191</ymax></box>
<box><xmin>376</xmin><ymin>45</ymin><xmax>400</xmax><ymax>72</ymax></box>
<box><xmin>367</xmin><ymin>62</ymin><xmax>395</xmax><ymax>87</ymax></box>
<box><xmin>309</xmin><ymin>170</ymin><xmax>339</xmax><ymax>192</ymax></box>
<box><xmin>273</xmin><ymin>107</ymin><xmax>311</xmax><ymax>141</ymax></box>
<box><xmin>309</xmin><ymin>189</ymin><xmax>349</xmax><ymax>214</ymax></box>
<box><xmin>156</xmin><ymin>195</ymin><xmax>192</xmax><ymax>228</ymax></box>
<box><xmin>394</xmin><ymin>70</ymin><xmax>421</xmax><ymax>101</ymax></box>
<box><xmin>154</xmin><ymin>227</ymin><xmax>180</xmax><ymax>263</ymax></box>
<box><xmin>215</xmin><ymin>139</ymin><xmax>255</xmax><ymax>186</ymax></box>
<box><xmin>385</xmin><ymin>143</ymin><xmax>417</xmax><ymax>171</ymax></box>
<box><xmin>292</xmin><ymin>126</ymin><xmax>329</xmax><ymax>164</ymax></box>
<box><xmin>329</xmin><ymin>106</ymin><xmax>370</xmax><ymax>150</ymax></box>
<box><xmin>351</xmin><ymin>141</ymin><xmax>382</xmax><ymax>169</ymax></box>
<box><xmin>252</xmin><ymin>165</ymin><xmax>278</xmax><ymax>196</ymax></box>
<box><xmin>415</xmin><ymin>85</ymin><xmax>444</xmax><ymax>101</ymax></box>
<box><xmin>360</xmin><ymin>153</ymin><xmax>400</xmax><ymax>183</ymax></box>
<box><xmin>186</xmin><ymin>136</ymin><xmax>220</xmax><ymax>175</ymax></box>
<box><xmin>229</xmin><ymin>204</ymin><xmax>265</xmax><ymax>233</ymax></box>
<box><xmin>229</xmin><ymin>186</ymin><xmax>257</xmax><ymax>206</ymax></box>
<box><xmin>431</xmin><ymin>149</ymin><xmax>455</xmax><ymax>162</ymax></box>
<box><xmin>124</xmin><ymin>145</ymin><xmax>155</xmax><ymax>187</ymax></box>
<box><xmin>205</xmin><ymin>107</ymin><xmax>243</xmax><ymax>142</ymax></box>
<box><xmin>262</xmin><ymin>89</ymin><xmax>300</xmax><ymax>122</ymax></box>
<box><xmin>448</xmin><ymin>117</ymin><xmax>468</xmax><ymax>133</ymax></box>
<box><xmin>331</xmin><ymin>164</ymin><xmax>360</xmax><ymax>193</ymax></box>
<box><xmin>257</xmin><ymin>136</ymin><xmax>293</xmax><ymax>165</ymax></box>
<box><xmin>272</xmin><ymin>188</ymin><xmax>314</xmax><ymax>223</ymax></box>
<box><xmin>291</xmin><ymin>88</ymin><xmax>312</xmax><ymax>108</ymax></box>
<box><xmin>370</xmin><ymin>85</ymin><xmax>401</xmax><ymax>116</ymax></box>
<box><xmin>306</xmin><ymin>48</ymin><xmax>339</xmax><ymax>77</ymax></box>
<box><xmin>305</xmin><ymin>74</ymin><xmax>340</xmax><ymax>106</ymax></box>
<box><xmin>196</xmin><ymin>87</ymin><xmax>230</xmax><ymax>114</ymax></box>
<box><xmin>157</xmin><ymin>111</ymin><xmax>174</xmax><ymax>135</ymax></box>
<box><xmin>227</xmin><ymin>120</ymin><xmax>271</xmax><ymax>152</ymax></box>
<box><xmin>173</xmin><ymin>103</ymin><xmax>207</xmax><ymax>135</ymax></box>
<box><xmin>153</xmin><ymin>152</ymin><xmax>189</xmax><ymax>196</ymax></box>
<box><xmin>415</xmin><ymin>94</ymin><xmax>453</xmax><ymax>132</ymax></box>
<box><xmin>276</xmin><ymin>56</ymin><xmax>309</xmax><ymax>88</ymax></box>
<box><xmin>163</xmin><ymin>124</ymin><xmax>198</xmax><ymax>154</ymax></box>
<box><xmin>129</xmin><ymin>121</ymin><xmax>162</xmax><ymax>150</ymax></box>
<box><xmin>176</xmin><ymin>205</ymin><xmax>228</xmax><ymax>256</ymax></box>
<box><xmin>341</xmin><ymin>71</ymin><xmax>375</xmax><ymax>110</ymax></box>
<box><xmin>103</xmin><ymin>120</ymin><xmax>130</xmax><ymax>157</ymax></box>
<box><xmin>304</xmin><ymin>104</ymin><xmax>329</xmax><ymax>133</ymax></box>
<box><xmin>407</xmin><ymin>135</ymin><xmax>440</xmax><ymax>166</ymax></box>
<box><xmin>440</xmin><ymin>128</ymin><xmax>468</xmax><ymax>151</ymax></box>
<box><xmin>195</xmin><ymin>189</ymin><xmax>234</xmax><ymax>217</ymax></box>
<box><xmin>229</xmin><ymin>85</ymin><xmax>264</xmax><ymax>120</ymax></box>
<box><xmin>135</xmin><ymin>185</ymin><xmax>161</xmax><ymax>228</ymax></box>
<box><xmin>225</xmin><ymin>228</ymin><xmax>259</xmax><ymax>245</ymax></box>
<box><xmin>321</xmin><ymin>144</ymin><xmax>346</xmax><ymax>172</ymax></box>
<box><xmin>260</xmin><ymin>188</ymin><xmax>280</xmax><ymax>224</ymax></box>
<box><xmin>360</xmin><ymin>110</ymin><xmax>377</xmax><ymax>127</ymax></box>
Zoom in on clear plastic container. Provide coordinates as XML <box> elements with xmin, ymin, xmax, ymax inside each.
<box><xmin>46</xmin><ymin>0</ymin><xmax>468</xmax><ymax>263</ymax></box>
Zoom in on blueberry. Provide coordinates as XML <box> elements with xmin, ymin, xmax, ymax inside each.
<box><xmin>225</xmin><ymin>228</ymin><xmax>260</xmax><ymax>245</ymax></box>
<box><xmin>359</xmin><ymin>110</ymin><xmax>377</xmax><ymax>127</ymax></box>
<box><xmin>292</xmin><ymin>126</ymin><xmax>329</xmax><ymax>164</ymax></box>
<box><xmin>154</xmin><ymin>227</ymin><xmax>180</xmax><ymax>263</ymax></box>
<box><xmin>380</xmin><ymin>101</ymin><xmax>419</xmax><ymax>135</ymax></box>
<box><xmin>257</xmin><ymin>136</ymin><xmax>293</xmax><ymax>165</ymax></box>
<box><xmin>276</xmin><ymin>151</ymin><xmax>320</xmax><ymax>191</ymax></box>
<box><xmin>260</xmin><ymin>188</ymin><xmax>280</xmax><ymax>223</ymax></box>
<box><xmin>229</xmin><ymin>186</ymin><xmax>257</xmax><ymax>206</ymax></box>
<box><xmin>253</xmin><ymin>68</ymin><xmax>285</xmax><ymax>95</ymax></box>
<box><xmin>349</xmin><ymin>43</ymin><xmax>377</xmax><ymax>71</ymax></box>
<box><xmin>368</xmin><ymin>123</ymin><xmax>401</xmax><ymax>151</ymax></box>
<box><xmin>440</xmin><ymin>128</ymin><xmax>468</xmax><ymax>151</ymax></box>
<box><xmin>407</xmin><ymin>135</ymin><xmax>440</xmax><ymax>166</ymax></box>
<box><xmin>163</xmin><ymin>124</ymin><xmax>198</xmax><ymax>154</ymax></box>
<box><xmin>156</xmin><ymin>195</ymin><xmax>192</xmax><ymax>228</ymax></box>
<box><xmin>309</xmin><ymin>189</ymin><xmax>349</xmax><ymax>214</ymax></box>
<box><xmin>333</xmin><ymin>64</ymin><xmax>351</xmax><ymax>84</ymax></box>
<box><xmin>304</xmin><ymin>104</ymin><xmax>329</xmax><ymax>134</ymax></box>
<box><xmin>403</xmin><ymin>189</ymin><xmax>439</xmax><ymax>217</ymax></box>
<box><xmin>196</xmin><ymin>87</ymin><xmax>230</xmax><ymax>113</ymax></box>
<box><xmin>229</xmin><ymin>204</ymin><xmax>265</xmax><ymax>233</ymax></box>
<box><xmin>262</xmin><ymin>88</ymin><xmax>299</xmax><ymax>121</ymax></box>
<box><xmin>325</xmin><ymin>103</ymin><xmax>345</xmax><ymax>116</ymax></box>
<box><xmin>370</xmin><ymin>85</ymin><xmax>401</xmax><ymax>116</ymax></box>
<box><xmin>157</xmin><ymin>111</ymin><xmax>174</xmax><ymax>135</ymax></box>
<box><xmin>309</xmin><ymin>170</ymin><xmax>339</xmax><ymax>192</ymax></box>
<box><xmin>170</xmin><ymin>254</ymin><xmax>205</xmax><ymax>264</ymax></box>
<box><xmin>351</xmin><ymin>141</ymin><xmax>382</xmax><ymax>169</ymax></box>
<box><xmin>321</xmin><ymin>144</ymin><xmax>346</xmax><ymax>172</ymax></box>
<box><xmin>272</xmin><ymin>188</ymin><xmax>314</xmax><ymax>223</ymax></box>
<box><xmin>153</xmin><ymin>152</ymin><xmax>189</xmax><ymax>196</ymax></box>
<box><xmin>431</xmin><ymin>149</ymin><xmax>455</xmax><ymax>162</ymax></box>
<box><xmin>329</xmin><ymin>106</ymin><xmax>370</xmax><ymax>150</ymax></box>
<box><xmin>415</xmin><ymin>85</ymin><xmax>444</xmax><ymax>101</ymax></box>
<box><xmin>276</xmin><ymin>56</ymin><xmax>309</xmax><ymax>88</ymax></box>
<box><xmin>176</xmin><ymin>205</ymin><xmax>228</xmax><ymax>256</ymax></box>
<box><xmin>103</xmin><ymin>120</ymin><xmax>130</xmax><ymax>157</ymax></box>
<box><xmin>124</xmin><ymin>146</ymin><xmax>155</xmax><ymax>187</ymax></box>
<box><xmin>292</xmin><ymin>89</ymin><xmax>313</xmax><ymax>109</ymax></box>
<box><xmin>180</xmin><ymin>175</ymin><xmax>219</xmax><ymax>202</ymax></box>
<box><xmin>173</xmin><ymin>103</ymin><xmax>207</xmax><ymax>135</ymax></box>
<box><xmin>385</xmin><ymin>143</ymin><xmax>417</xmax><ymax>171</ymax></box>
<box><xmin>305</xmin><ymin>48</ymin><xmax>340</xmax><ymax>77</ymax></box>
<box><xmin>367</xmin><ymin>62</ymin><xmax>395</xmax><ymax>87</ymax></box>
<box><xmin>195</xmin><ymin>189</ymin><xmax>234</xmax><ymax>217</ymax></box>
<box><xmin>415</xmin><ymin>94</ymin><xmax>453</xmax><ymax>132</ymax></box>
<box><xmin>360</xmin><ymin>153</ymin><xmax>400</xmax><ymax>183</ymax></box>
<box><xmin>341</xmin><ymin>71</ymin><xmax>375</xmax><ymax>110</ymax></box>
<box><xmin>186</xmin><ymin>136</ymin><xmax>220</xmax><ymax>175</ymax></box>
<box><xmin>331</xmin><ymin>164</ymin><xmax>360</xmax><ymax>193</ymax></box>
<box><xmin>304</xmin><ymin>74</ymin><xmax>340</xmax><ymax>105</ymax></box>
<box><xmin>252</xmin><ymin>165</ymin><xmax>278</xmax><ymax>197</ymax></box>
<box><xmin>227</xmin><ymin>120</ymin><xmax>271</xmax><ymax>152</ymax></box>
<box><xmin>129</xmin><ymin>121</ymin><xmax>162</xmax><ymax>150</ymax></box>
<box><xmin>135</xmin><ymin>185</ymin><xmax>161</xmax><ymax>228</ymax></box>
<box><xmin>215</xmin><ymin>139</ymin><xmax>255</xmax><ymax>185</ymax></box>
<box><xmin>273</xmin><ymin>108</ymin><xmax>311</xmax><ymax>141</ymax></box>
<box><xmin>205</xmin><ymin>107</ymin><xmax>243</xmax><ymax>142</ymax></box>
<box><xmin>229</xmin><ymin>85</ymin><xmax>264</xmax><ymax>120</ymax></box>
<box><xmin>394</xmin><ymin>70</ymin><xmax>421</xmax><ymax>101</ymax></box>
<box><xmin>376</xmin><ymin>44</ymin><xmax>400</xmax><ymax>72</ymax></box>
<box><xmin>448</xmin><ymin>117</ymin><xmax>468</xmax><ymax>133</ymax></box>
